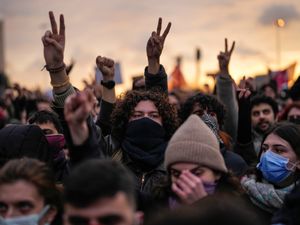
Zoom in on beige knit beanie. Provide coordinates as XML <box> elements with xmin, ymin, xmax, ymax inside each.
<box><xmin>165</xmin><ymin>114</ymin><xmax>227</xmax><ymax>173</ymax></box>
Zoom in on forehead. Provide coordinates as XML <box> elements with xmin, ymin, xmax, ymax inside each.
<box><xmin>0</xmin><ymin>180</ymin><xmax>43</xmax><ymax>204</ymax></box>
<box><xmin>64</xmin><ymin>193</ymin><xmax>133</xmax><ymax>217</ymax></box>
<box><xmin>134</xmin><ymin>100</ymin><xmax>158</xmax><ymax>112</ymax></box>
<box><xmin>170</xmin><ymin>162</ymin><xmax>200</xmax><ymax>171</ymax></box>
<box><xmin>263</xmin><ymin>133</ymin><xmax>292</xmax><ymax>149</ymax></box>
<box><xmin>36</xmin><ymin>122</ymin><xmax>58</xmax><ymax>134</ymax></box>
<box><xmin>251</xmin><ymin>103</ymin><xmax>273</xmax><ymax>112</ymax></box>
<box><xmin>288</xmin><ymin>107</ymin><xmax>300</xmax><ymax>116</ymax></box>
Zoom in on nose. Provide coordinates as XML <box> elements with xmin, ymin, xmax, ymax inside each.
<box><xmin>3</xmin><ymin>207</ymin><xmax>15</xmax><ymax>219</ymax></box>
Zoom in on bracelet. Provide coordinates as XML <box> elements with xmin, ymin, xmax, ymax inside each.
<box><xmin>50</xmin><ymin>76</ymin><xmax>70</xmax><ymax>88</ymax></box>
<box><xmin>41</xmin><ymin>63</ymin><xmax>66</xmax><ymax>73</ymax></box>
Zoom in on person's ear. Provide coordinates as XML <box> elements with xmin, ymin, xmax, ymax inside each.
<box><xmin>134</xmin><ymin>211</ymin><xmax>144</xmax><ymax>225</ymax></box>
<box><xmin>40</xmin><ymin>206</ymin><xmax>57</xmax><ymax>225</ymax></box>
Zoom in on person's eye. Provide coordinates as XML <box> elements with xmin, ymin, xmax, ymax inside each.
<box><xmin>170</xmin><ymin>169</ymin><xmax>180</xmax><ymax>178</ymax></box>
<box><xmin>150</xmin><ymin>113</ymin><xmax>160</xmax><ymax>118</ymax></box>
<box><xmin>0</xmin><ymin>202</ymin><xmax>8</xmax><ymax>213</ymax></box>
<box><xmin>132</xmin><ymin>113</ymin><xmax>142</xmax><ymax>118</ymax></box>
<box><xmin>17</xmin><ymin>202</ymin><xmax>34</xmax><ymax>213</ymax></box>
<box><xmin>261</xmin><ymin>144</ymin><xmax>269</xmax><ymax>152</ymax></box>
<box><xmin>273</xmin><ymin>148</ymin><xmax>285</xmax><ymax>154</ymax></box>
<box><xmin>192</xmin><ymin>169</ymin><xmax>203</xmax><ymax>176</ymax></box>
<box><xmin>263</xmin><ymin>109</ymin><xmax>270</xmax><ymax>115</ymax></box>
<box><xmin>252</xmin><ymin>111</ymin><xmax>259</xmax><ymax>117</ymax></box>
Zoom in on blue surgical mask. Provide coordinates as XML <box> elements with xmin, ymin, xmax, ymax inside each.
<box><xmin>0</xmin><ymin>205</ymin><xmax>50</xmax><ymax>225</ymax></box>
<box><xmin>257</xmin><ymin>150</ymin><xmax>297</xmax><ymax>184</ymax></box>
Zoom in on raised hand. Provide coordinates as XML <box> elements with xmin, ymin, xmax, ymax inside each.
<box><xmin>146</xmin><ymin>18</ymin><xmax>171</xmax><ymax>74</ymax></box>
<box><xmin>96</xmin><ymin>56</ymin><xmax>115</xmax><ymax>81</ymax></box>
<box><xmin>64</xmin><ymin>90</ymin><xmax>94</xmax><ymax>145</ymax></box>
<box><xmin>235</xmin><ymin>76</ymin><xmax>251</xmax><ymax>99</ymax></box>
<box><xmin>172</xmin><ymin>170</ymin><xmax>207</xmax><ymax>205</ymax></box>
<box><xmin>41</xmin><ymin>11</ymin><xmax>65</xmax><ymax>67</ymax></box>
<box><xmin>217</xmin><ymin>38</ymin><xmax>235</xmax><ymax>75</ymax></box>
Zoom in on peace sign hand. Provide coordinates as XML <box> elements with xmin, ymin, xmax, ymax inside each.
<box><xmin>41</xmin><ymin>11</ymin><xmax>65</xmax><ymax>67</ymax></box>
<box><xmin>217</xmin><ymin>38</ymin><xmax>235</xmax><ymax>75</ymax></box>
<box><xmin>146</xmin><ymin>18</ymin><xmax>171</xmax><ymax>63</ymax></box>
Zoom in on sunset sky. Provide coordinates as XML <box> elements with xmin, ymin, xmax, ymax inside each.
<box><xmin>1</xmin><ymin>0</ymin><xmax>300</xmax><ymax>92</ymax></box>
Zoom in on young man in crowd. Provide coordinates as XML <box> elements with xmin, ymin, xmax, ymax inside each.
<box><xmin>250</xmin><ymin>95</ymin><xmax>278</xmax><ymax>155</ymax></box>
<box><xmin>63</xmin><ymin>159</ymin><xmax>142</xmax><ymax>225</ymax></box>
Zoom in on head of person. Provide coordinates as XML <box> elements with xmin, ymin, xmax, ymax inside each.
<box><xmin>28</xmin><ymin>110</ymin><xmax>65</xmax><ymax>154</ymax></box>
<box><xmin>111</xmin><ymin>90</ymin><xmax>179</xmax><ymax>140</ymax></box>
<box><xmin>181</xmin><ymin>93</ymin><xmax>226</xmax><ymax>128</ymax></box>
<box><xmin>132</xmin><ymin>76</ymin><xmax>145</xmax><ymax>91</ymax></box>
<box><xmin>250</xmin><ymin>95</ymin><xmax>278</xmax><ymax>134</ymax></box>
<box><xmin>0</xmin><ymin>158</ymin><xmax>61</xmax><ymax>225</ymax></box>
<box><xmin>278</xmin><ymin>102</ymin><xmax>300</xmax><ymax>125</ymax></box>
<box><xmin>165</xmin><ymin>115</ymin><xmax>228</xmax><ymax>197</ymax></box>
<box><xmin>257</xmin><ymin>122</ymin><xmax>300</xmax><ymax>186</ymax></box>
<box><xmin>63</xmin><ymin>159</ymin><xmax>139</xmax><ymax>225</ymax></box>
<box><xmin>0</xmin><ymin>125</ymin><xmax>52</xmax><ymax>167</ymax></box>
<box><xmin>168</xmin><ymin>92</ymin><xmax>181</xmax><ymax>111</ymax></box>
<box><xmin>147</xmin><ymin>194</ymin><xmax>263</xmax><ymax>225</ymax></box>
<box><xmin>260</xmin><ymin>83</ymin><xmax>277</xmax><ymax>100</ymax></box>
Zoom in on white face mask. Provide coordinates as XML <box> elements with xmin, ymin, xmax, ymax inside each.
<box><xmin>0</xmin><ymin>205</ymin><xmax>50</xmax><ymax>225</ymax></box>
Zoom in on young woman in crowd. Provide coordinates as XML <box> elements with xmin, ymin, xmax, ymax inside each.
<box><xmin>242</xmin><ymin>123</ymin><xmax>300</xmax><ymax>217</ymax></box>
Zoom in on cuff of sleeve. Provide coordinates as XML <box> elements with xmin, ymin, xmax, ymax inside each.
<box><xmin>52</xmin><ymin>85</ymin><xmax>76</xmax><ymax>108</ymax></box>
<box><xmin>144</xmin><ymin>64</ymin><xmax>166</xmax><ymax>79</ymax></box>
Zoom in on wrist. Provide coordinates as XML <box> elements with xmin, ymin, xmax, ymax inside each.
<box><xmin>102</xmin><ymin>76</ymin><xmax>114</xmax><ymax>82</ymax></box>
<box><xmin>147</xmin><ymin>60</ymin><xmax>160</xmax><ymax>75</ymax></box>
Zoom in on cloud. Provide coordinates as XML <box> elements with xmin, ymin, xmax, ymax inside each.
<box><xmin>259</xmin><ymin>4</ymin><xmax>300</xmax><ymax>26</ymax></box>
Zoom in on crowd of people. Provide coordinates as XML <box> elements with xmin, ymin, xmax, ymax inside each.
<box><xmin>0</xmin><ymin>11</ymin><xmax>299</xmax><ymax>225</ymax></box>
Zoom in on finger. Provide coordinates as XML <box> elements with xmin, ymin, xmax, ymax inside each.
<box><xmin>156</xmin><ymin>17</ymin><xmax>162</xmax><ymax>36</ymax></box>
<box><xmin>59</xmin><ymin>14</ymin><xmax>65</xmax><ymax>36</ymax></box>
<box><xmin>184</xmin><ymin>171</ymin><xmax>201</xmax><ymax>184</ymax></box>
<box><xmin>162</xmin><ymin>22</ymin><xmax>171</xmax><ymax>41</ymax></box>
<box><xmin>176</xmin><ymin>178</ymin><xmax>191</xmax><ymax>192</ymax></box>
<box><xmin>171</xmin><ymin>183</ymin><xmax>186</xmax><ymax>198</ymax></box>
<box><xmin>49</xmin><ymin>11</ymin><xmax>58</xmax><ymax>35</ymax></box>
<box><xmin>245</xmin><ymin>90</ymin><xmax>251</xmax><ymax>98</ymax></box>
<box><xmin>45</xmin><ymin>37</ymin><xmax>63</xmax><ymax>51</ymax></box>
<box><xmin>179</xmin><ymin>172</ymin><xmax>196</xmax><ymax>189</ymax></box>
<box><xmin>225</xmin><ymin>38</ymin><xmax>228</xmax><ymax>52</ymax></box>
<box><xmin>230</xmin><ymin>41</ymin><xmax>235</xmax><ymax>55</ymax></box>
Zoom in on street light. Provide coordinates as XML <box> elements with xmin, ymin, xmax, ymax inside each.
<box><xmin>275</xmin><ymin>18</ymin><xmax>285</xmax><ymax>67</ymax></box>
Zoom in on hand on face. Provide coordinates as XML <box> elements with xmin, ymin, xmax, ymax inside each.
<box><xmin>171</xmin><ymin>170</ymin><xmax>208</xmax><ymax>205</ymax></box>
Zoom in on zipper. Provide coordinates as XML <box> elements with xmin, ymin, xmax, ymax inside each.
<box><xmin>140</xmin><ymin>173</ymin><xmax>146</xmax><ymax>191</ymax></box>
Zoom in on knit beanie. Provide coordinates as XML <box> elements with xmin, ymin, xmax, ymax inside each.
<box><xmin>165</xmin><ymin>114</ymin><xmax>227</xmax><ymax>173</ymax></box>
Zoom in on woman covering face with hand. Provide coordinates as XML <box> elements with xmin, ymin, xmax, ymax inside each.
<box><xmin>0</xmin><ymin>158</ymin><xmax>62</xmax><ymax>225</ymax></box>
<box><xmin>152</xmin><ymin>115</ymin><xmax>242</xmax><ymax>209</ymax></box>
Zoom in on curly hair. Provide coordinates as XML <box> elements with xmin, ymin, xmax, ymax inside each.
<box><xmin>180</xmin><ymin>93</ymin><xmax>226</xmax><ymax>126</ymax></box>
<box><xmin>111</xmin><ymin>90</ymin><xmax>179</xmax><ymax>140</ymax></box>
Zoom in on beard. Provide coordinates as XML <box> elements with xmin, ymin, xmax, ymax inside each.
<box><xmin>254</xmin><ymin>120</ymin><xmax>272</xmax><ymax>134</ymax></box>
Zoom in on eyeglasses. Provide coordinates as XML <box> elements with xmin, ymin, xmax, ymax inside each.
<box><xmin>67</xmin><ymin>214</ymin><xmax>124</xmax><ymax>225</ymax></box>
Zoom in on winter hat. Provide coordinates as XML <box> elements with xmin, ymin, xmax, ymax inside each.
<box><xmin>165</xmin><ymin>114</ymin><xmax>227</xmax><ymax>173</ymax></box>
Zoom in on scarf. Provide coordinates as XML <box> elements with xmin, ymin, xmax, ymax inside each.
<box><xmin>122</xmin><ymin>117</ymin><xmax>168</xmax><ymax>171</ymax></box>
<box><xmin>241</xmin><ymin>176</ymin><xmax>295</xmax><ymax>213</ymax></box>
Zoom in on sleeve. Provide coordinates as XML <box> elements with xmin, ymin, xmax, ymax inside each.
<box><xmin>234</xmin><ymin>95</ymin><xmax>258</xmax><ymax>167</ymax></box>
<box><xmin>96</xmin><ymin>99</ymin><xmax>114</xmax><ymax>136</ymax></box>
<box><xmin>216</xmin><ymin>74</ymin><xmax>238</xmax><ymax>143</ymax></box>
<box><xmin>144</xmin><ymin>65</ymin><xmax>168</xmax><ymax>94</ymax></box>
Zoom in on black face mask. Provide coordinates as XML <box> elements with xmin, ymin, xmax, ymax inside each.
<box><xmin>288</xmin><ymin>115</ymin><xmax>300</xmax><ymax>125</ymax></box>
<box><xmin>122</xmin><ymin>117</ymin><xmax>167</xmax><ymax>170</ymax></box>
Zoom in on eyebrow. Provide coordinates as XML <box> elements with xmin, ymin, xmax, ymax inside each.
<box><xmin>133</xmin><ymin>110</ymin><xmax>159</xmax><ymax>113</ymax></box>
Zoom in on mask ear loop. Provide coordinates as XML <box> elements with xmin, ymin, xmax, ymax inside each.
<box><xmin>285</xmin><ymin>161</ymin><xmax>299</xmax><ymax>172</ymax></box>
